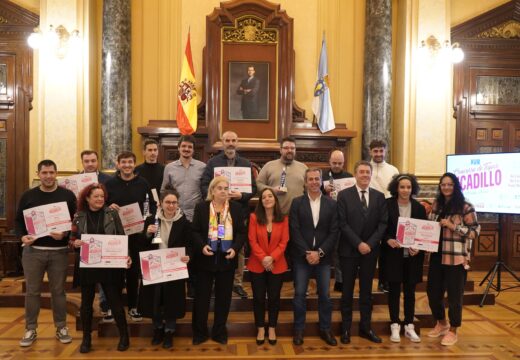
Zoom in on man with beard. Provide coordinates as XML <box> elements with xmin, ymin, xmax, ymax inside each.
<box><xmin>16</xmin><ymin>159</ymin><xmax>77</xmax><ymax>347</ymax></box>
<box><xmin>320</xmin><ymin>149</ymin><xmax>353</xmax><ymax>292</ymax></box>
<box><xmin>368</xmin><ymin>139</ymin><xmax>398</xmax><ymax>293</ymax></box>
<box><xmin>337</xmin><ymin>160</ymin><xmax>387</xmax><ymax>344</ymax></box>
<box><xmin>200</xmin><ymin>131</ymin><xmax>256</xmax><ymax>298</ymax></box>
<box><xmin>105</xmin><ymin>151</ymin><xmax>156</xmax><ymax>322</ymax></box>
<box><xmin>135</xmin><ymin>139</ymin><xmax>165</xmax><ymax>195</ymax></box>
<box><xmin>256</xmin><ymin>137</ymin><xmax>308</xmax><ymax>215</ymax></box>
<box><xmin>162</xmin><ymin>135</ymin><xmax>206</xmax><ymax>298</ymax></box>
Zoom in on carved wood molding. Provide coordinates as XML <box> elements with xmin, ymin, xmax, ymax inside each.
<box><xmin>0</xmin><ymin>0</ymin><xmax>38</xmax><ymax>33</ymax></box>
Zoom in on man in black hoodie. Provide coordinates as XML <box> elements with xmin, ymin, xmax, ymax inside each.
<box><xmin>105</xmin><ymin>151</ymin><xmax>156</xmax><ymax>322</ymax></box>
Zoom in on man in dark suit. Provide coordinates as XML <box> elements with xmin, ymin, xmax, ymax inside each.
<box><xmin>337</xmin><ymin>160</ymin><xmax>388</xmax><ymax>344</ymax></box>
<box><xmin>289</xmin><ymin>168</ymin><xmax>338</xmax><ymax>346</ymax></box>
<box><xmin>236</xmin><ymin>65</ymin><xmax>260</xmax><ymax>119</ymax></box>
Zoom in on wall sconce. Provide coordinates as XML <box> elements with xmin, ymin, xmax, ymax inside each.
<box><xmin>419</xmin><ymin>35</ymin><xmax>464</xmax><ymax>64</ymax></box>
<box><xmin>27</xmin><ymin>25</ymin><xmax>81</xmax><ymax>59</ymax></box>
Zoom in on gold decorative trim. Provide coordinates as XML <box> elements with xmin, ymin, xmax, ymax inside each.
<box><xmin>476</xmin><ymin>20</ymin><xmax>520</xmax><ymax>39</ymax></box>
<box><xmin>223</xmin><ymin>16</ymin><xmax>277</xmax><ymax>43</ymax></box>
<box><xmin>0</xmin><ymin>16</ymin><xmax>8</xmax><ymax>24</ymax></box>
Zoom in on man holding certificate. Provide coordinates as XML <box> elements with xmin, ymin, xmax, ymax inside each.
<box><xmin>15</xmin><ymin>160</ymin><xmax>77</xmax><ymax>347</ymax></box>
<box><xmin>200</xmin><ymin>131</ymin><xmax>256</xmax><ymax>299</ymax></box>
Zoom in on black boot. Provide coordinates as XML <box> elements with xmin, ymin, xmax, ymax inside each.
<box><xmin>163</xmin><ymin>331</ymin><xmax>174</xmax><ymax>349</ymax></box>
<box><xmin>80</xmin><ymin>332</ymin><xmax>91</xmax><ymax>353</ymax></box>
<box><xmin>117</xmin><ymin>327</ymin><xmax>130</xmax><ymax>351</ymax></box>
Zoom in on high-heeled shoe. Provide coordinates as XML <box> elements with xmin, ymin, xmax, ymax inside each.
<box><xmin>268</xmin><ymin>328</ymin><xmax>277</xmax><ymax>345</ymax></box>
<box><xmin>256</xmin><ymin>328</ymin><xmax>265</xmax><ymax>345</ymax></box>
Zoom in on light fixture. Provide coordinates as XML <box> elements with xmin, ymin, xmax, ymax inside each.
<box><xmin>27</xmin><ymin>25</ymin><xmax>81</xmax><ymax>59</ymax></box>
<box><xmin>419</xmin><ymin>35</ymin><xmax>464</xmax><ymax>64</ymax></box>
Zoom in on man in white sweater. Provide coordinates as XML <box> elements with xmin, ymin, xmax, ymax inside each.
<box><xmin>368</xmin><ymin>139</ymin><xmax>398</xmax><ymax>293</ymax></box>
<box><xmin>369</xmin><ymin>139</ymin><xmax>398</xmax><ymax>199</ymax></box>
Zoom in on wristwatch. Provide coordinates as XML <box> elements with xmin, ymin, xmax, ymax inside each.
<box><xmin>318</xmin><ymin>248</ymin><xmax>325</xmax><ymax>258</ymax></box>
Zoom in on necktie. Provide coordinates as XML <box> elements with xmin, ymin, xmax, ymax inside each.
<box><xmin>361</xmin><ymin>190</ymin><xmax>368</xmax><ymax>214</ymax></box>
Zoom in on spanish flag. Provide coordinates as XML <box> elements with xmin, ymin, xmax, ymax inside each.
<box><xmin>177</xmin><ymin>31</ymin><xmax>197</xmax><ymax>135</ymax></box>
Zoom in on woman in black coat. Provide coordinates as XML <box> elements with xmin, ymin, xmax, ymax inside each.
<box><xmin>138</xmin><ymin>186</ymin><xmax>192</xmax><ymax>349</ymax></box>
<box><xmin>71</xmin><ymin>183</ymin><xmax>130</xmax><ymax>353</ymax></box>
<box><xmin>191</xmin><ymin>176</ymin><xmax>246</xmax><ymax>345</ymax></box>
<box><xmin>382</xmin><ymin>174</ymin><xmax>426</xmax><ymax>343</ymax></box>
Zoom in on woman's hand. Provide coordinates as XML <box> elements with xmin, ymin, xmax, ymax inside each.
<box><xmin>387</xmin><ymin>239</ymin><xmax>401</xmax><ymax>249</ymax></box>
<box><xmin>202</xmin><ymin>245</ymin><xmax>214</xmax><ymax>256</ymax></box>
<box><xmin>126</xmin><ymin>256</ymin><xmax>132</xmax><ymax>269</ymax></box>
<box><xmin>21</xmin><ymin>235</ymin><xmax>36</xmax><ymax>247</ymax></box>
<box><xmin>262</xmin><ymin>256</ymin><xmax>274</xmax><ymax>270</ymax></box>
<box><xmin>181</xmin><ymin>255</ymin><xmax>190</xmax><ymax>263</ymax></box>
<box><xmin>225</xmin><ymin>248</ymin><xmax>236</xmax><ymax>259</ymax></box>
<box><xmin>73</xmin><ymin>239</ymin><xmax>83</xmax><ymax>248</ymax></box>
<box><xmin>440</xmin><ymin>218</ymin><xmax>455</xmax><ymax>231</ymax></box>
<box><xmin>408</xmin><ymin>247</ymin><xmax>419</xmax><ymax>256</ymax></box>
<box><xmin>147</xmin><ymin>224</ymin><xmax>157</xmax><ymax>235</ymax></box>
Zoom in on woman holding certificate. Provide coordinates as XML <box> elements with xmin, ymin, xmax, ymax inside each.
<box><xmin>427</xmin><ymin>173</ymin><xmax>480</xmax><ymax>346</ymax></box>
<box><xmin>247</xmin><ymin>188</ymin><xmax>289</xmax><ymax>345</ymax></box>
<box><xmin>139</xmin><ymin>185</ymin><xmax>192</xmax><ymax>349</ymax></box>
<box><xmin>382</xmin><ymin>174</ymin><xmax>426</xmax><ymax>343</ymax></box>
<box><xmin>71</xmin><ymin>183</ymin><xmax>130</xmax><ymax>353</ymax></box>
<box><xmin>191</xmin><ymin>176</ymin><xmax>246</xmax><ymax>345</ymax></box>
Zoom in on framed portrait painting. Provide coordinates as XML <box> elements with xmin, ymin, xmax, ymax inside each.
<box><xmin>228</xmin><ymin>61</ymin><xmax>269</xmax><ymax>121</ymax></box>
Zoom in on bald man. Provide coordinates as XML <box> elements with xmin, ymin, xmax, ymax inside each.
<box><xmin>321</xmin><ymin>149</ymin><xmax>353</xmax><ymax>292</ymax></box>
<box><xmin>200</xmin><ymin>131</ymin><xmax>257</xmax><ymax>298</ymax></box>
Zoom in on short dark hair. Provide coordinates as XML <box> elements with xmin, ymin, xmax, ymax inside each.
<box><xmin>143</xmin><ymin>139</ymin><xmax>158</xmax><ymax>150</ymax></box>
<box><xmin>280</xmin><ymin>137</ymin><xmax>296</xmax><ymax>147</ymax></box>
<box><xmin>116</xmin><ymin>151</ymin><xmax>136</xmax><ymax>163</ymax></box>
<box><xmin>37</xmin><ymin>159</ymin><xmax>57</xmax><ymax>172</ymax></box>
<box><xmin>305</xmin><ymin>167</ymin><xmax>322</xmax><ymax>181</ymax></box>
<box><xmin>178</xmin><ymin>135</ymin><xmax>195</xmax><ymax>148</ymax></box>
<box><xmin>388</xmin><ymin>173</ymin><xmax>420</xmax><ymax>198</ymax></box>
<box><xmin>160</xmin><ymin>183</ymin><xmax>180</xmax><ymax>202</ymax></box>
<box><xmin>255</xmin><ymin>188</ymin><xmax>284</xmax><ymax>225</ymax></box>
<box><xmin>80</xmin><ymin>150</ymin><xmax>98</xmax><ymax>160</ymax></box>
<box><xmin>369</xmin><ymin>139</ymin><xmax>387</xmax><ymax>149</ymax></box>
<box><xmin>354</xmin><ymin>160</ymin><xmax>372</xmax><ymax>173</ymax></box>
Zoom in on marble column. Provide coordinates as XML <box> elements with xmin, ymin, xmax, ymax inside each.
<box><xmin>362</xmin><ymin>0</ymin><xmax>392</xmax><ymax>161</ymax></box>
<box><xmin>101</xmin><ymin>0</ymin><xmax>132</xmax><ymax>169</ymax></box>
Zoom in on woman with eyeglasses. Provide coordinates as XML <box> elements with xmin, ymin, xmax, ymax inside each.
<box><xmin>71</xmin><ymin>183</ymin><xmax>130</xmax><ymax>353</ymax></box>
<box><xmin>382</xmin><ymin>174</ymin><xmax>426</xmax><ymax>343</ymax></box>
<box><xmin>191</xmin><ymin>176</ymin><xmax>246</xmax><ymax>345</ymax></box>
<box><xmin>138</xmin><ymin>185</ymin><xmax>192</xmax><ymax>349</ymax></box>
<box><xmin>427</xmin><ymin>172</ymin><xmax>480</xmax><ymax>346</ymax></box>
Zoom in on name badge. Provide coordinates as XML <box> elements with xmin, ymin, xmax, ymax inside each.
<box><xmin>217</xmin><ymin>224</ymin><xmax>225</xmax><ymax>239</ymax></box>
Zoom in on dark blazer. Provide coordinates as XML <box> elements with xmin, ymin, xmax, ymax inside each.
<box><xmin>382</xmin><ymin>197</ymin><xmax>426</xmax><ymax>284</ymax></box>
<box><xmin>337</xmin><ymin>186</ymin><xmax>388</xmax><ymax>258</ymax></box>
<box><xmin>247</xmin><ymin>214</ymin><xmax>289</xmax><ymax>274</ymax></box>
<box><xmin>191</xmin><ymin>200</ymin><xmax>246</xmax><ymax>272</ymax></box>
<box><xmin>138</xmin><ymin>212</ymin><xmax>192</xmax><ymax>319</ymax></box>
<box><xmin>289</xmin><ymin>194</ymin><xmax>338</xmax><ymax>264</ymax></box>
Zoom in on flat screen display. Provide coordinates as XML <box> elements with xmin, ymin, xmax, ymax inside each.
<box><xmin>446</xmin><ymin>152</ymin><xmax>520</xmax><ymax>214</ymax></box>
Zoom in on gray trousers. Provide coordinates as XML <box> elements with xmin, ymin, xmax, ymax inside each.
<box><xmin>22</xmin><ymin>246</ymin><xmax>69</xmax><ymax>330</ymax></box>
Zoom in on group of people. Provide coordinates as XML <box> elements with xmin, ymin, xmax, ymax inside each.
<box><xmin>14</xmin><ymin>133</ymin><xmax>480</xmax><ymax>353</ymax></box>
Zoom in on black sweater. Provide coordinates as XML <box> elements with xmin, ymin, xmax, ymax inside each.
<box><xmin>135</xmin><ymin>162</ymin><xmax>165</xmax><ymax>193</ymax></box>
<box><xmin>15</xmin><ymin>186</ymin><xmax>77</xmax><ymax>247</ymax></box>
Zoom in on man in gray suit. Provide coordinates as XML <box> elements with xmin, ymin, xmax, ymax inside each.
<box><xmin>337</xmin><ymin>160</ymin><xmax>388</xmax><ymax>344</ymax></box>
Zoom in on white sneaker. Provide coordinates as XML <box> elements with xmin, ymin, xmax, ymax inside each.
<box><xmin>390</xmin><ymin>323</ymin><xmax>401</xmax><ymax>343</ymax></box>
<box><xmin>102</xmin><ymin>309</ymin><xmax>115</xmax><ymax>323</ymax></box>
<box><xmin>56</xmin><ymin>326</ymin><xmax>72</xmax><ymax>344</ymax></box>
<box><xmin>20</xmin><ymin>329</ymin><xmax>37</xmax><ymax>347</ymax></box>
<box><xmin>404</xmin><ymin>324</ymin><xmax>421</xmax><ymax>342</ymax></box>
<box><xmin>128</xmin><ymin>308</ymin><xmax>143</xmax><ymax>322</ymax></box>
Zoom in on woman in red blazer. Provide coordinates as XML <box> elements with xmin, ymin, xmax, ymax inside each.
<box><xmin>247</xmin><ymin>188</ymin><xmax>289</xmax><ymax>345</ymax></box>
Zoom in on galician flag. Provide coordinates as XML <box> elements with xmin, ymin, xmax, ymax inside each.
<box><xmin>312</xmin><ymin>35</ymin><xmax>335</xmax><ymax>133</ymax></box>
<box><xmin>177</xmin><ymin>31</ymin><xmax>197</xmax><ymax>135</ymax></box>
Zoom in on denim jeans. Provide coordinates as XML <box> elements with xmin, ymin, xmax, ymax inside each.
<box><xmin>292</xmin><ymin>259</ymin><xmax>332</xmax><ymax>331</ymax></box>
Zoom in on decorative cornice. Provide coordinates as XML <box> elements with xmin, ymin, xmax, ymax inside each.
<box><xmin>476</xmin><ymin>19</ymin><xmax>520</xmax><ymax>39</ymax></box>
<box><xmin>222</xmin><ymin>16</ymin><xmax>277</xmax><ymax>43</ymax></box>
